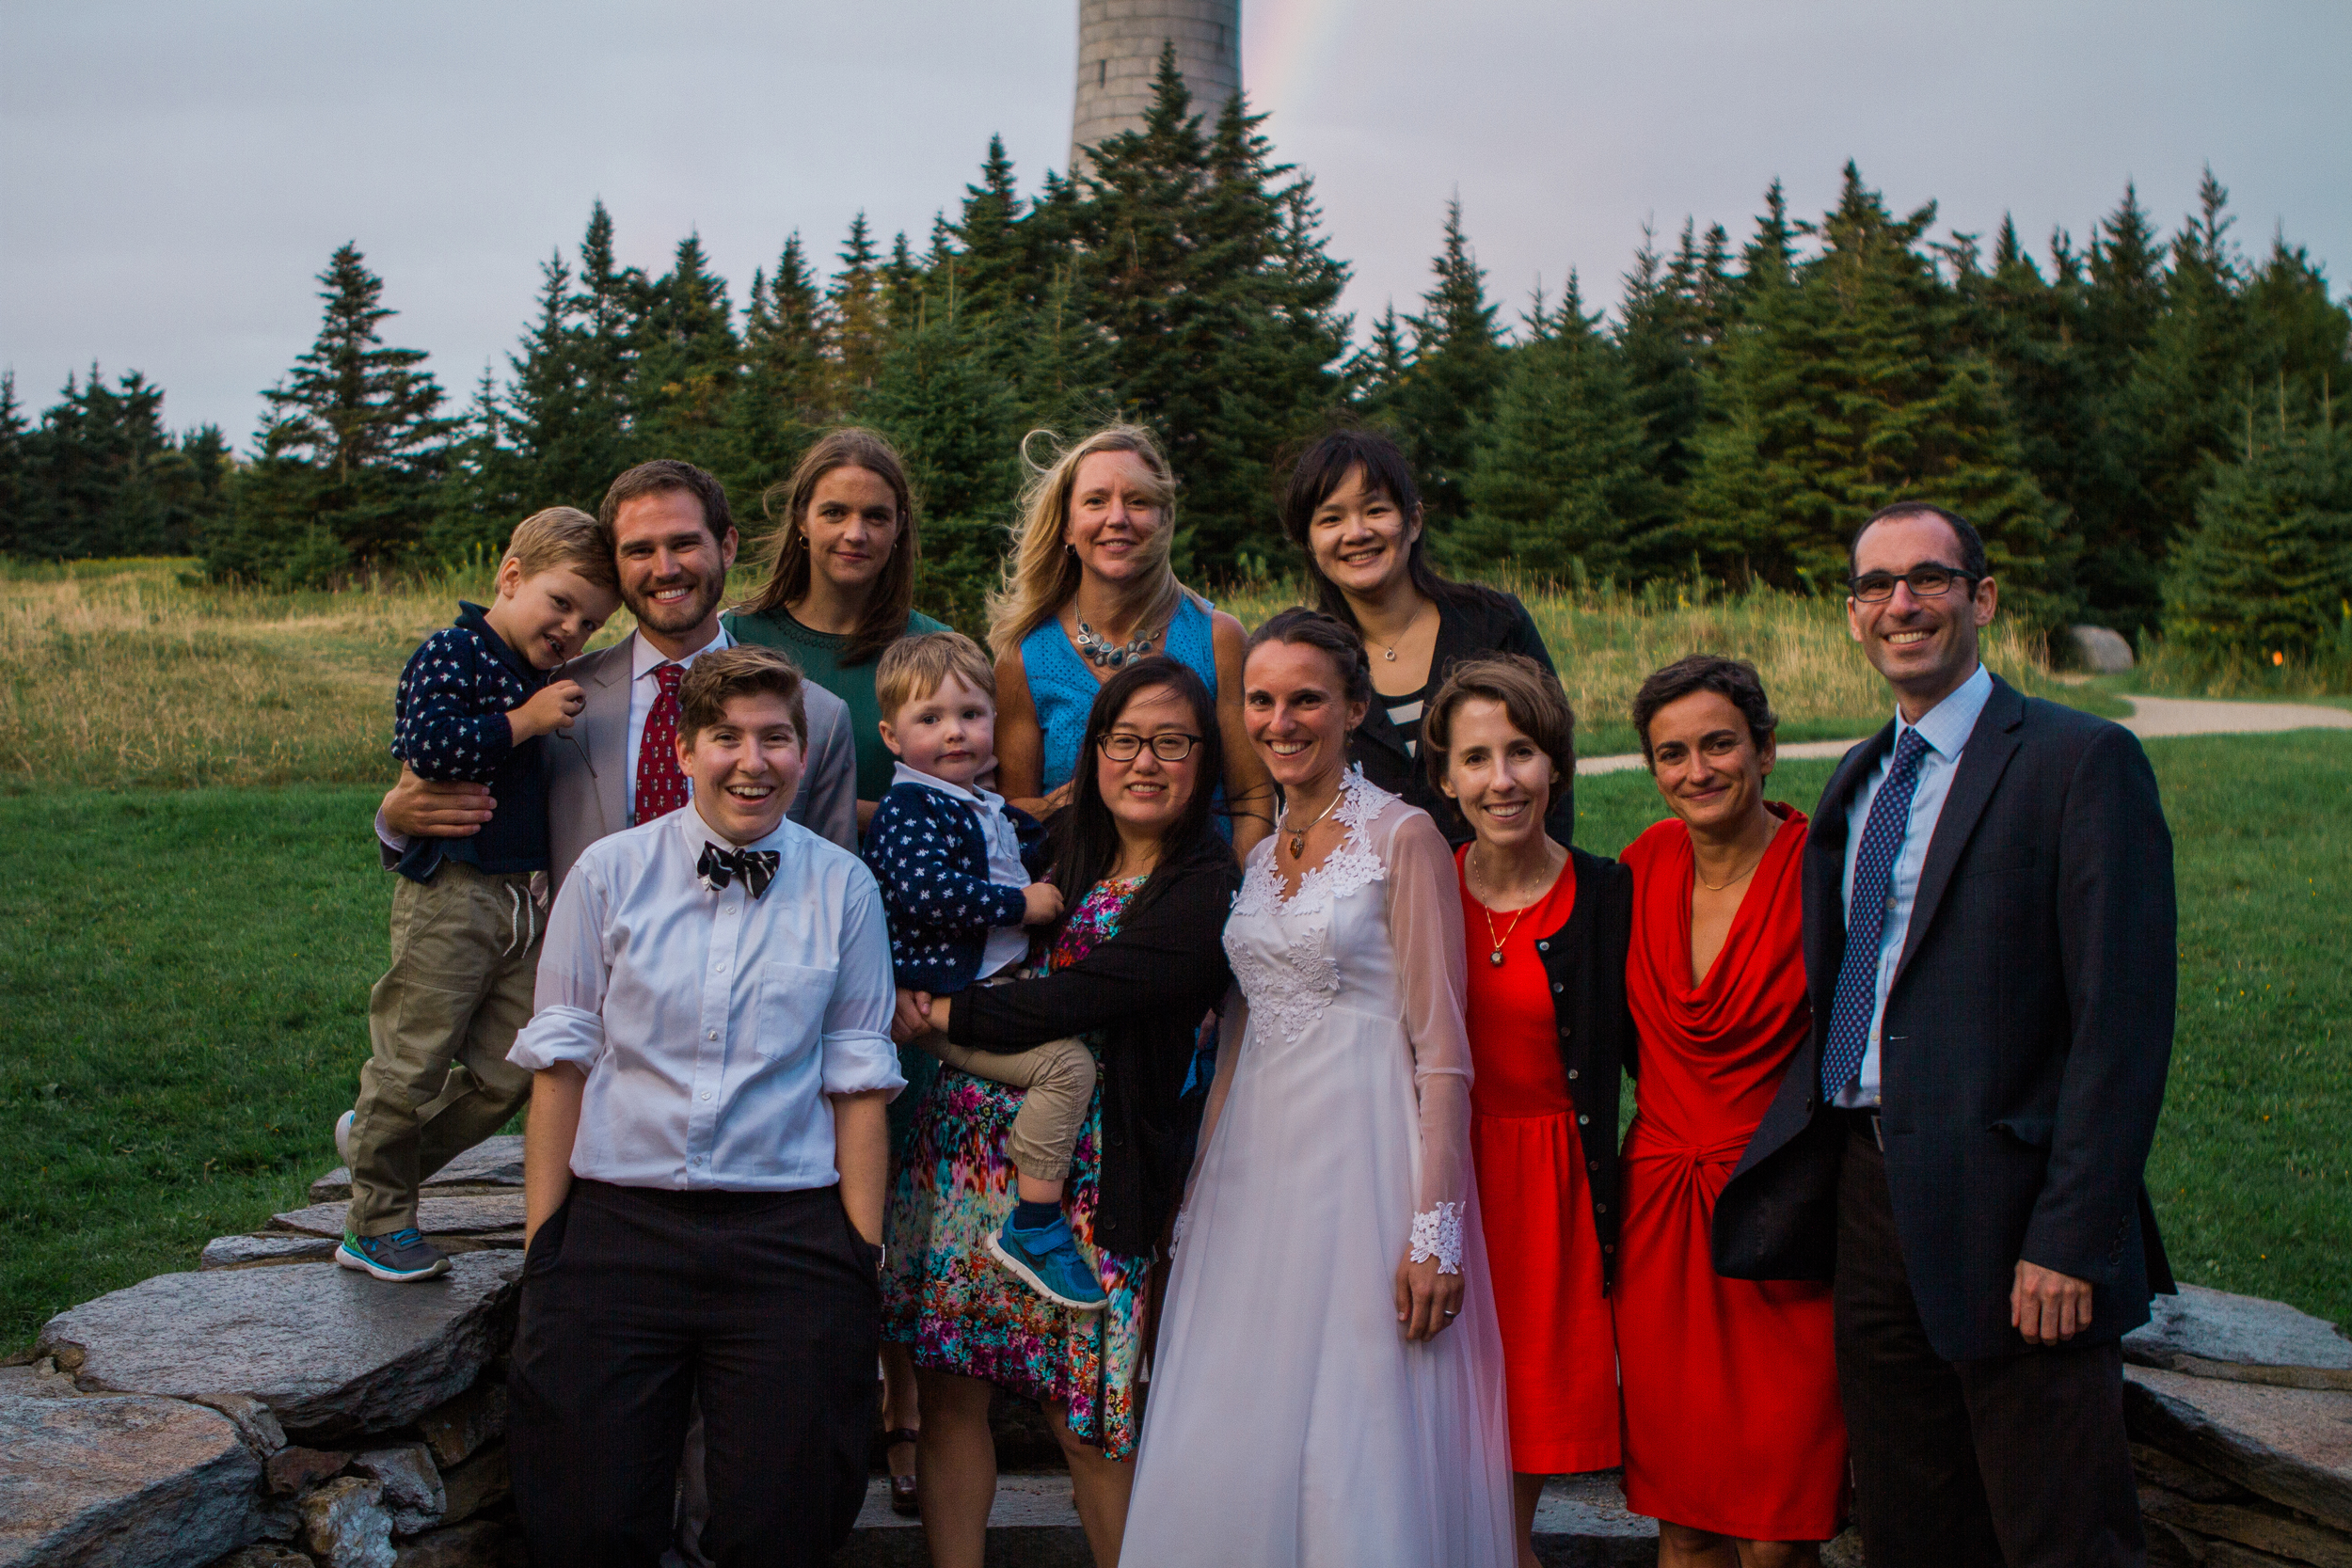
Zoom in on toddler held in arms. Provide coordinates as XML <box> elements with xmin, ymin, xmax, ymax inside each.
<box><xmin>864</xmin><ymin>632</ymin><xmax>1107</xmax><ymax>1311</ymax></box>
<box><xmin>336</xmin><ymin>506</ymin><xmax>620</xmax><ymax>1283</ymax></box>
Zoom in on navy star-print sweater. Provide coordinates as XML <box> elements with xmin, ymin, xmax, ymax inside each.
<box><xmin>389</xmin><ymin>601</ymin><xmax>552</xmax><ymax>881</ymax></box>
<box><xmin>863</xmin><ymin>780</ymin><xmax>1050</xmax><ymax>993</ymax></box>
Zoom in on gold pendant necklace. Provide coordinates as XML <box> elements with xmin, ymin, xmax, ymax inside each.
<box><xmin>1468</xmin><ymin>849</ymin><xmax>1533</xmax><ymax>965</ymax></box>
<box><xmin>1282</xmin><ymin>785</ymin><xmax>1343</xmax><ymax>860</ymax></box>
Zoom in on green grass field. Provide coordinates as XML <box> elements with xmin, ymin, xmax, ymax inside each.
<box><xmin>4</xmin><ymin>730</ymin><xmax>2344</xmax><ymax>1351</ymax></box>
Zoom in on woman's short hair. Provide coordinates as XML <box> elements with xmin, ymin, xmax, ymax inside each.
<box><xmin>738</xmin><ymin>427</ymin><xmax>919</xmax><ymax>666</ymax></box>
<box><xmin>503</xmin><ymin>506</ymin><xmax>615</xmax><ymax>591</ymax></box>
<box><xmin>1278</xmin><ymin>423</ymin><xmax>1489</xmax><ymax>626</ymax></box>
<box><xmin>1051</xmin><ymin>657</ymin><xmax>1230</xmax><ymax>922</ymax></box>
<box><xmin>677</xmin><ymin>645</ymin><xmax>807</xmax><ymax>750</ymax></box>
<box><xmin>1243</xmin><ymin>607</ymin><xmax>1374</xmax><ymax>709</ymax></box>
<box><xmin>874</xmin><ymin>630</ymin><xmax>996</xmax><ymax>723</ymax></box>
<box><xmin>987</xmin><ymin>423</ymin><xmax>1200</xmax><ymax>661</ymax></box>
<box><xmin>1422</xmin><ymin>655</ymin><xmax>1577</xmax><ymax>801</ymax></box>
<box><xmin>1630</xmin><ymin>655</ymin><xmax>1779</xmax><ymax>761</ymax></box>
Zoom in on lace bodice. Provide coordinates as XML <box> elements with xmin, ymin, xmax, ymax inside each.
<box><xmin>1213</xmin><ymin>768</ymin><xmax>1474</xmax><ymax>1265</ymax></box>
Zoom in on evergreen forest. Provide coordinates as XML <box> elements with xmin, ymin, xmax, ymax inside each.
<box><xmin>5</xmin><ymin>50</ymin><xmax>2347</xmax><ymax>665</ymax></box>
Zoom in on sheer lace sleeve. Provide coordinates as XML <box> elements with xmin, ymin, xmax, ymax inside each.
<box><xmin>1376</xmin><ymin>801</ymin><xmax>1474</xmax><ymax>1271</ymax></box>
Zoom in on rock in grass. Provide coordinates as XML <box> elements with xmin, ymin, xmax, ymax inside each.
<box><xmin>300</xmin><ymin>1476</ymin><xmax>395</xmax><ymax>1568</ymax></box>
<box><xmin>308</xmin><ymin>1138</ymin><xmax>526</xmax><ymax>1204</ymax></box>
<box><xmin>0</xmin><ymin>1390</ymin><xmax>262</xmax><ymax>1568</ymax></box>
<box><xmin>2068</xmin><ymin>625</ymin><xmax>2136</xmax><ymax>673</ymax></box>
<box><xmin>202</xmin><ymin>1234</ymin><xmax>339</xmax><ymax>1271</ymax></box>
<box><xmin>2126</xmin><ymin>1367</ymin><xmax>2352</xmax><ymax>1533</ymax></box>
<box><xmin>416</xmin><ymin>1381</ymin><xmax>505</xmax><ymax>1469</ymax></box>
<box><xmin>350</xmin><ymin>1443</ymin><xmax>446</xmax><ymax>1535</ymax></box>
<box><xmin>38</xmin><ymin>1254</ymin><xmax>522</xmax><ymax>1445</ymax></box>
<box><xmin>2124</xmin><ymin>1283</ymin><xmax>2352</xmax><ymax>1390</ymax></box>
<box><xmin>267</xmin><ymin>1196</ymin><xmax>525</xmax><ymax>1247</ymax></box>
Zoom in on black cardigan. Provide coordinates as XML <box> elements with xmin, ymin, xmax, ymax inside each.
<box><xmin>944</xmin><ymin>839</ymin><xmax>1244</xmax><ymax>1258</ymax></box>
<box><xmin>1352</xmin><ymin>588</ymin><xmax>1578</xmax><ymax>849</ymax></box>
<box><xmin>1528</xmin><ymin>847</ymin><xmax>1636</xmax><ymax>1284</ymax></box>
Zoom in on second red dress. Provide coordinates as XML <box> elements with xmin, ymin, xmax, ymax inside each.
<box><xmin>1457</xmin><ymin>848</ymin><xmax>1621</xmax><ymax>1475</ymax></box>
<box><xmin>1615</xmin><ymin>808</ymin><xmax>1848</xmax><ymax>1540</ymax></box>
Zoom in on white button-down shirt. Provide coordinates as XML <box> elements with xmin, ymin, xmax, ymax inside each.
<box><xmin>624</xmin><ymin>622</ymin><xmax>733</xmax><ymax>825</ymax></box>
<box><xmin>888</xmin><ymin>761</ymin><xmax>1033</xmax><ymax>979</ymax></box>
<box><xmin>509</xmin><ymin>798</ymin><xmax>902</xmax><ymax>1191</ymax></box>
<box><xmin>1836</xmin><ymin>661</ymin><xmax>1994</xmax><ymax>1108</ymax></box>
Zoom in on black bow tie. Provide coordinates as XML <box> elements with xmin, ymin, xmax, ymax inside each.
<box><xmin>697</xmin><ymin>842</ymin><xmax>779</xmax><ymax>899</ymax></box>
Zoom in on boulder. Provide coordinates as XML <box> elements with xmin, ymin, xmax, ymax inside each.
<box><xmin>0</xmin><ymin>1390</ymin><xmax>261</xmax><ymax>1568</ymax></box>
<box><xmin>201</xmin><ymin>1235</ymin><xmax>339</xmax><ymax>1271</ymax></box>
<box><xmin>391</xmin><ymin>1521</ymin><xmax>509</xmax><ymax>1568</ymax></box>
<box><xmin>2069</xmin><ymin>624</ymin><xmax>2136</xmax><ymax>673</ymax></box>
<box><xmin>350</xmin><ymin>1443</ymin><xmax>446</xmax><ymax>1535</ymax></box>
<box><xmin>263</xmin><ymin>1446</ymin><xmax>349</xmax><ymax>1496</ymax></box>
<box><xmin>416</xmin><ymin>1382</ymin><xmax>506</xmax><ymax>1469</ymax></box>
<box><xmin>300</xmin><ymin>1476</ymin><xmax>395</xmax><ymax>1568</ymax></box>
<box><xmin>435</xmin><ymin>1444</ymin><xmax>510</xmax><ymax>1528</ymax></box>
<box><xmin>2141</xmin><ymin>1490</ymin><xmax>2352</xmax><ymax>1567</ymax></box>
<box><xmin>2125</xmin><ymin>1284</ymin><xmax>2352</xmax><ymax>1391</ymax></box>
<box><xmin>39</xmin><ymin>1253</ymin><xmax>523</xmax><ymax>1444</ymax></box>
<box><xmin>2127</xmin><ymin>1367</ymin><xmax>2352</xmax><ymax>1533</ymax></box>
<box><xmin>267</xmin><ymin>1197</ymin><xmax>525</xmax><ymax>1250</ymax></box>
<box><xmin>186</xmin><ymin>1392</ymin><xmax>287</xmax><ymax>1458</ymax></box>
<box><xmin>209</xmin><ymin>1548</ymin><xmax>312</xmax><ymax>1568</ymax></box>
<box><xmin>309</xmin><ymin>1139</ymin><xmax>526</xmax><ymax>1205</ymax></box>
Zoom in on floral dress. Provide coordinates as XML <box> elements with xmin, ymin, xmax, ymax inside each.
<box><xmin>881</xmin><ymin>874</ymin><xmax>1152</xmax><ymax>1457</ymax></box>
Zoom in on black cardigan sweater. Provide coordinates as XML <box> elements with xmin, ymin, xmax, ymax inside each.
<box><xmin>944</xmin><ymin>838</ymin><xmax>1244</xmax><ymax>1258</ymax></box>
<box><xmin>1528</xmin><ymin>847</ymin><xmax>1636</xmax><ymax>1284</ymax></box>
<box><xmin>1352</xmin><ymin>588</ymin><xmax>1578</xmax><ymax>849</ymax></box>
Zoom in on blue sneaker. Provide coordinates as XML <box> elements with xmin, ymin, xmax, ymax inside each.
<box><xmin>337</xmin><ymin>1228</ymin><xmax>450</xmax><ymax>1282</ymax></box>
<box><xmin>986</xmin><ymin>1212</ymin><xmax>1107</xmax><ymax>1311</ymax></box>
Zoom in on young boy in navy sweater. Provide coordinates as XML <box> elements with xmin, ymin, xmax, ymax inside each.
<box><xmin>337</xmin><ymin>506</ymin><xmax>620</xmax><ymax>1282</ymax></box>
<box><xmin>865</xmin><ymin>632</ymin><xmax>1106</xmax><ymax>1310</ymax></box>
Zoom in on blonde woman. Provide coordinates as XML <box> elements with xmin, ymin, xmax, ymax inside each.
<box><xmin>988</xmin><ymin>424</ymin><xmax>1273</xmax><ymax>854</ymax></box>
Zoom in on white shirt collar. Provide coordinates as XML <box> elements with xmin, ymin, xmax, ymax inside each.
<box><xmin>633</xmin><ymin>621</ymin><xmax>732</xmax><ymax>682</ymax></box>
<box><xmin>890</xmin><ymin>761</ymin><xmax>1009</xmax><ymax>815</ymax></box>
<box><xmin>1898</xmin><ymin>662</ymin><xmax>1994</xmax><ymax>761</ymax></box>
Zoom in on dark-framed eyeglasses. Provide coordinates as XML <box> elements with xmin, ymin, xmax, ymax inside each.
<box><xmin>1849</xmin><ymin>565</ymin><xmax>1978</xmax><ymax>604</ymax></box>
<box><xmin>1097</xmin><ymin>731</ymin><xmax>1203</xmax><ymax>762</ymax></box>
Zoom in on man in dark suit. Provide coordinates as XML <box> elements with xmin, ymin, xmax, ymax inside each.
<box><xmin>1712</xmin><ymin>501</ymin><xmax>2176</xmax><ymax>1567</ymax></box>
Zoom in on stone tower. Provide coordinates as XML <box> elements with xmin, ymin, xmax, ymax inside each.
<box><xmin>1071</xmin><ymin>0</ymin><xmax>1241</xmax><ymax>167</ymax></box>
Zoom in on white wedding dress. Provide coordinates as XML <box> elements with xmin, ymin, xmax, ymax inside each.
<box><xmin>1122</xmin><ymin>770</ymin><xmax>1516</xmax><ymax>1568</ymax></box>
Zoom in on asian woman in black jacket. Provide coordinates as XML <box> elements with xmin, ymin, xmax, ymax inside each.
<box><xmin>883</xmin><ymin>657</ymin><xmax>1241</xmax><ymax>1568</ymax></box>
<box><xmin>1280</xmin><ymin>426</ymin><xmax>1575</xmax><ymax>849</ymax></box>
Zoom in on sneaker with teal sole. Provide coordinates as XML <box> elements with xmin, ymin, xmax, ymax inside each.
<box><xmin>986</xmin><ymin>1212</ymin><xmax>1107</xmax><ymax>1311</ymax></box>
<box><xmin>338</xmin><ymin>1228</ymin><xmax>450</xmax><ymax>1282</ymax></box>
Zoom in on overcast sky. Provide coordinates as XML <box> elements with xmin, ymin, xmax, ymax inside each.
<box><xmin>3</xmin><ymin>0</ymin><xmax>2344</xmax><ymax>441</ymax></box>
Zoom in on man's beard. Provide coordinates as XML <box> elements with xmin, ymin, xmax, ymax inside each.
<box><xmin>628</xmin><ymin>571</ymin><xmax>722</xmax><ymax>636</ymax></box>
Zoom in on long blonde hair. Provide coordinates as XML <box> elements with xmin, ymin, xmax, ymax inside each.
<box><xmin>985</xmin><ymin>423</ymin><xmax>1202</xmax><ymax>661</ymax></box>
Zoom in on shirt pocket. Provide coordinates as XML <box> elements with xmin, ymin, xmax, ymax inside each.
<box><xmin>755</xmin><ymin>961</ymin><xmax>836</xmax><ymax>1063</ymax></box>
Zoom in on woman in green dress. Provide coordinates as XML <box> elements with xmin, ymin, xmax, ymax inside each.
<box><xmin>723</xmin><ymin>425</ymin><xmax>946</xmax><ymax>1513</ymax></box>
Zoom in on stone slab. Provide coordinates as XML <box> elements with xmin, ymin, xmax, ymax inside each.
<box><xmin>202</xmin><ymin>1234</ymin><xmax>339</xmax><ymax>1271</ymax></box>
<box><xmin>309</xmin><ymin>1139</ymin><xmax>525</xmax><ymax>1204</ymax></box>
<box><xmin>2125</xmin><ymin>1284</ymin><xmax>2352</xmax><ymax>1390</ymax></box>
<box><xmin>0</xmin><ymin>1390</ymin><xmax>261</xmax><ymax>1568</ymax></box>
<box><xmin>212</xmin><ymin>1549</ymin><xmax>313</xmax><ymax>1568</ymax></box>
<box><xmin>2128</xmin><ymin>1366</ymin><xmax>2352</xmax><ymax>1533</ymax></box>
<box><xmin>392</xmin><ymin>1521</ymin><xmax>510</xmax><ymax>1568</ymax></box>
<box><xmin>416</xmin><ymin>1381</ymin><xmax>505</xmax><ymax>1469</ymax></box>
<box><xmin>2144</xmin><ymin>1490</ymin><xmax>2352</xmax><ymax>1568</ymax></box>
<box><xmin>437</xmin><ymin>1443</ymin><xmax>509</xmax><ymax>1528</ymax></box>
<box><xmin>268</xmin><ymin>1196</ymin><xmax>526</xmax><ymax>1243</ymax></box>
<box><xmin>264</xmin><ymin>1445</ymin><xmax>349</xmax><ymax>1496</ymax></box>
<box><xmin>39</xmin><ymin>1254</ymin><xmax>523</xmax><ymax>1445</ymax></box>
<box><xmin>187</xmin><ymin>1391</ymin><xmax>288</xmax><ymax>1458</ymax></box>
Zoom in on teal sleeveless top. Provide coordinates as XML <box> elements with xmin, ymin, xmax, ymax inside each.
<box><xmin>1020</xmin><ymin>594</ymin><xmax>1217</xmax><ymax>794</ymax></box>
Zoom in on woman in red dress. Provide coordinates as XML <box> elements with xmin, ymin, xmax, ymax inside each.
<box><xmin>1615</xmin><ymin>657</ymin><xmax>1848</xmax><ymax>1566</ymax></box>
<box><xmin>1423</xmin><ymin>656</ymin><xmax>1632</xmax><ymax>1568</ymax></box>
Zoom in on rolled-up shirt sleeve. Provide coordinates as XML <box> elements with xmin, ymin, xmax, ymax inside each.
<box><xmin>819</xmin><ymin>872</ymin><xmax>905</xmax><ymax>1100</ymax></box>
<box><xmin>508</xmin><ymin>860</ymin><xmax>612</xmax><ymax>1072</ymax></box>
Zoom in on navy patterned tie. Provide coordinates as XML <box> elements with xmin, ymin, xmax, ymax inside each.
<box><xmin>1821</xmin><ymin>726</ymin><xmax>1932</xmax><ymax>1103</ymax></box>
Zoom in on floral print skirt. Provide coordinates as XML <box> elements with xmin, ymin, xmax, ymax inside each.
<box><xmin>881</xmin><ymin>1063</ymin><xmax>1151</xmax><ymax>1459</ymax></box>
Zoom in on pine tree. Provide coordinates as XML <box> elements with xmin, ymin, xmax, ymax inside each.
<box><xmin>0</xmin><ymin>374</ymin><xmax>26</xmax><ymax>557</ymax></box>
<box><xmin>730</xmin><ymin>232</ymin><xmax>834</xmax><ymax>508</ymax></box>
<box><xmin>1389</xmin><ymin>198</ymin><xmax>1503</xmax><ymax>533</ymax></box>
<box><xmin>14</xmin><ymin>367</ymin><xmax>183</xmax><ymax>559</ymax></box>
<box><xmin>2164</xmin><ymin>403</ymin><xmax>2352</xmax><ymax>665</ymax></box>
<box><xmin>503</xmin><ymin>251</ymin><xmax>609</xmax><ymax>514</ymax></box>
<box><xmin>1458</xmin><ymin>275</ymin><xmax>1675</xmax><ymax>583</ymax></box>
<box><xmin>1615</xmin><ymin>222</ymin><xmax>1707</xmax><ymax>494</ymax></box>
<box><xmin>429</xmin><ymin>368</ymin><xmax>533</xmax><ymax>561</ymax></box>
<box><xmin>1346</xmin><ymin>305</ymin><xmax>1411</xmax><ymax>405</ymax></box>
<box><xmin>952</xmin><ymin>135</ymin><xmax>1031</xmax><ymax>312</ymax></box>
<box><xmin>633</xmin><ymin>233</ymin><xmax>740</xmax><ymax>473</ymax></box>
<box><xmin>216</xmin><ymin>243</ymin><xmax>454</xmax><ymax>581</ymax></box>
<box><xmin>570</xmin><ymin>201</ymin><xmax>643</xmax><ymax>483</ymax></box>
<box><xmin>829</xmin><ymin>214</ymin><xmax>886</xmax><ymax>401</ymax></box>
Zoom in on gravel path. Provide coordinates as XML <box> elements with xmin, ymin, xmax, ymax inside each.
<box><xmin>1575</xmin><ymin>694</ymin><xmax>2350</xmax><ymax>777</ymax></box>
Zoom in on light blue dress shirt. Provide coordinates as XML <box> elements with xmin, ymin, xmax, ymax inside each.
<box><xmin>1836</xmin><ymin>661</ymin><xmax>1994</xmax><ymax>1108</ymax></box>
<box><xmin>510</xmin><ymin>800</ymin><xmax>903</xmax><ymax>1190</ymax></box>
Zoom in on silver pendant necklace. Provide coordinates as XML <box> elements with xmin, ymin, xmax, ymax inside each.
<box><xmin>1075</xmin><ymin>619</ymin><xmax>1156</xmax><ymax>669</ymax></box>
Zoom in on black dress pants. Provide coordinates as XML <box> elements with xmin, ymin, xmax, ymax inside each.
<box><xmin>1834</xmin><ymin>1123</ymin><xmax>2144</xmax><ymax>1568</ymax></box>
<box><xmin>508</xmin><ymin>1180</ymin><xmax>881</xmax><ymax>1568</ymax></box>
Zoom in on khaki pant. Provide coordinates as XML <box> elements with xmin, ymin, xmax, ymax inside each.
<box><xmin>348</xmin><ymin>860</ymin><xmax>541</xmax><ymax>1236</ymax></box>
<box><xmin>921</xmin><ymin>1000</ymin><xmax>1095</xmax><ymax>1184</ymax></box>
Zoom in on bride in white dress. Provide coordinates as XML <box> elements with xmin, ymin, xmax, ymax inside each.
<box><xmin>1123</xmin><ymin>609</ymin><xmax>1515</xmax><ymax>1568</ymax></box>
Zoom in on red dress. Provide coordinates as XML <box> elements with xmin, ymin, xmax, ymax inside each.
<box><xmin>1615</xmin><ymin>809</ymin><xmax>1848</xmax><ymax>1539</ymax></box>
<box><xmin>1457</xmin><ymin>848</ymin><xmax>1622</xmax><ymax>1475</ymax></box>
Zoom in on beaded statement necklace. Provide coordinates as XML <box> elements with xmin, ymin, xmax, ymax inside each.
<box><xmin>1074</xmin><ymin>619</ymin><xmax>1157</xmax><ymax>669</ymax></box>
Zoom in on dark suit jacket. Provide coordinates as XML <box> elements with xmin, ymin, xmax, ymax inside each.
<box><xmin>545</xmin><ymin>633</ymin><xmax>859</xmax><ymax>890</ymax></box>
<box><xmin>1351</xmin><ymin>588</ymin><xmax>1578</xmax><ymax>849</ymax></box>
<box><xmin>1711</xmin><ymin>673</ymin><xmax>2178</xmax><ymax>1362</ymax></box>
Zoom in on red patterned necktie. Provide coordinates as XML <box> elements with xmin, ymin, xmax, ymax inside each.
<box><xmin>634</xmin><ymin>663</ymin><xmax>690</xmax><ymax>823</ymax></box>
